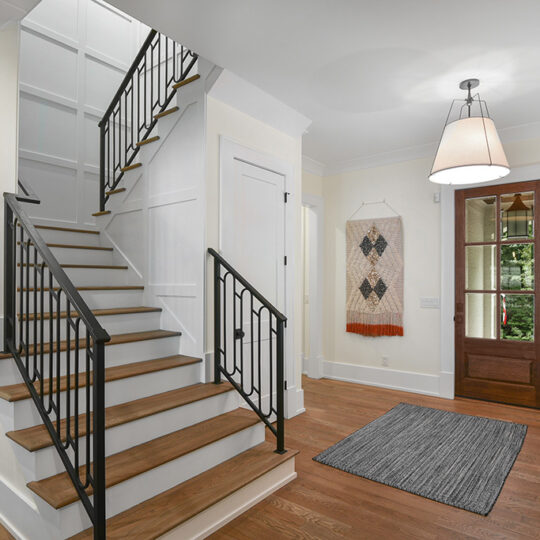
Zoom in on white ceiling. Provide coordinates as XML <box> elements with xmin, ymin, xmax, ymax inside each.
<box><xmin>0</xmin><ymin>0</ymin><xmax>39</xmax><ymax>28</ymax></box>
<box><xmin>109</xmin><ymin>0</ymin><xmax>540</xmax><ymax>172</ymax></box>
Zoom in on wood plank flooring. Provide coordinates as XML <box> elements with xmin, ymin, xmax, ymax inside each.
<box><xmin>212</xmin><ymin>376</ymin><xmax>540</xmax><ymax>540</ymax></box>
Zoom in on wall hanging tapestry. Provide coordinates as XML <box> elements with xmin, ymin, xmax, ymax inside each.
<box><xmin>346</xmin><ymin>216</ymin><xmax>403</xmax><ymax>336</ymax></box>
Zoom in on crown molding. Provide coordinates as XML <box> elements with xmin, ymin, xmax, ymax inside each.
<box><xmin>304</xmin><ymin>120</ymin><xmax>540</xmax><ymax>178</ymax></box>
<box><xmin>301</xmin><ymin>155</ymin><xmax>325</xmax><ymax>177</ymax></box>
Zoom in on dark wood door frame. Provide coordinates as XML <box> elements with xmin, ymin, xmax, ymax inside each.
<box><xmin>455</xmin><ymin>180</ymin><xmax>540</xmax><ymax>408</ymax></box>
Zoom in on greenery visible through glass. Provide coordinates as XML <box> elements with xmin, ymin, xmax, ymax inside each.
<box><xmin>500</xmin><ymin>244</ymin><xmax>534</xmax><ymax>290</ymax></box>
<box><xmin>501</xmin><ymin>294</ymin><xmax>534</xmax><ymax>342</ymax></box>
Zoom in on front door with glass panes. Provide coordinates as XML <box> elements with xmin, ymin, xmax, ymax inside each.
<box><xmin>455</xmin><ymin>181</ymin><xmax>539</xmax><ymax>408</ymax></box>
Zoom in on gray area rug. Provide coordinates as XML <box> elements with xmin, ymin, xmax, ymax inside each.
<box><xmin>313</xmin><ymin>403</ymin><xmax>527</xmax><ymax>515</ymax></box>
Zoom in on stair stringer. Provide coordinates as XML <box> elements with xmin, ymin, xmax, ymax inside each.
<box><xmin>95</xmin><ymin>59</ymin><xmax>216</xmax><ymax>367</ymax></box>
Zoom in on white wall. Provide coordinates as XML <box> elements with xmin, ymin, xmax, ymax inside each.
<box><xmin>304</xmin><ymin>135</ymin><xmax>540</xmax><ymax>398</ymax></box>
<box><xmin>18</xmin><ymin>0</ymin><xmax>148</xmax><ymax>226</ymax></box>
<box><xmin>0</xmin><ymin>22</ymin><xmax>20</xmax><ymax>325</ymax></box>
<box><xmin>205</xmin><ymin>95</ymin><xmax>305</xmax><ymax>416</ymax></box>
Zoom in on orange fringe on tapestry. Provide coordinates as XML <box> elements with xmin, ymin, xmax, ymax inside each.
<box><xmin>347</xmin><ymin>323</ymin><xmax>403</xmax><ymax>337</ymax></box>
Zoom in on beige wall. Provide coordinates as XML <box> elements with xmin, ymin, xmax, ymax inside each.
<box><xmin>320</xmin><ymin>158</ymin><xmax>442</xmax><ymax>376</ymax></box>
<box><xmin>302</xmin><ymin>134</ymin><xmax>540</xmax><ymax>393</ymax></box>
<box><xmin>205</xmin><ymin>96</ymin><xmax>304</xmax><ymax>409</ymax></box>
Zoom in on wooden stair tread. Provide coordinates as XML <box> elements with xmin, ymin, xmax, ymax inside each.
<box><xmin>92</xmin><ymin>210</ymin><xmax>111</xmax><ymax>217</ymax></box>
<box><xmin>0</xmin><ymin>354</ymin><xmax>195</xmax><ymax>402</ymax></box>
<box><xmin>32</xmin><ymin>225</ymin><xmax>99</xmax><ymax>235</ymax></box>
<box><xmin>18</xmin><ymin>263</ymin><xmax>127</xmax><ymax>269</ymax></box>
<box><xmin>28</xmin><ymin>408</ymin><xmax>259</xmax><ymax>509</ymax></box>
<box><xmin>154</xmin><ymin>106</ymin><xmax>178</xmax><ymax>119</ymax></box>
<box><xmin>19</xmin><ymin>306</ymin><xmax>161</xmax><ymax>321</ymax></box>
<box><xmin>136</xmin><ymin>136</ymin><xmax>159</xmax><ymax>147</ymax></box>
<box><xmin>120</xmin><ymin>163</ymin><xmax>142</xmax><ymax>172</ymax></box>
<box><xmin>106</xmin><ymin>187</ymin><xmax>126</xmax><ymax>196</ymax></box>
<box><xmin>18</xmin><ymin>285</ymin><xmax>144</xmax><ymax>292</ymax></box>
<box><xmin>7</xmin><ymin>382</ymin><xmax>232</xmax><ymax>452</ymax></box>
<box><xmin>172</xmin><ymin>73</ymin><xmax>201</xmax><ymax>89</ymax></box>
<box><xmin>70</xmin><ymin>441</ymin><xmax>297</xmax><ymax>540</ymax></box>
<box><xmin>17</xmin><ymin>242</ymin><xmax>112</xmax><ymax>251</ymax></box>
<box><xmin>0</xmin><ymin>329</ymin><xmax>180</xmax><ymax>360</ymax></box>
<box><xmin>0</xmin><ymin>523</ymin><xmax>14</xmax><ymax>540</ymax></box>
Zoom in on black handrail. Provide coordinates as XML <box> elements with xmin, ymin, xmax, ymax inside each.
<box><xmin>98</xmin><ymin>29</ymin><xmax>198</xmax><ymax>211</ymax></box>
<box><xmin>208</xmin><ymin>248</ymin><xmax>287</xmax><ymax>454</ymax></box>
<box><xmin>4</xmin><ymin>186</ymin><xmax>110</xmax><ymax>538</ymax></box>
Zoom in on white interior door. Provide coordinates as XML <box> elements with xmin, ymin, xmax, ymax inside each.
<box><xmin>220</xmin><ymin>156</ymin><xmax>286</xmax><ymax>416</ymax></box>
<box><xmin>221</xmin><ymin>158</ymin><xmax>285</xmax><ymax>309</ymax></box>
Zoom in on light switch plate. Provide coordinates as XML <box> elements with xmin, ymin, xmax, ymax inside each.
<box><xmin>420</xmin><ymin>297</ymin><xmax>440</xmax><ymax>309</ymax></box>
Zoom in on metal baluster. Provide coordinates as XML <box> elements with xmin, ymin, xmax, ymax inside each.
<box><xmin>276</xmin><ymin>318</ymin><xmax>285</xmax><ymax>453</ymax></box>
<box><xmin>65</xmin><ymin>300</ymin><xmax>71</xmax><ymax>450</ymax></box>
<box><xmin>214</xmin><ymin>260</ymin><xmax>221</xmax><ymax>384</ymax></box>
<box><xmin>56</xmin><ymin>290</ymin><xmax>62</xmax><ymax>440</ymax></box>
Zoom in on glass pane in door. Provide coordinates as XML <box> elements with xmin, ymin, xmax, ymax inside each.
<box><xmin>501</xmin><ymin>191</ymin><xmax>534</xmax><ymax>240</ymax></box>
<box><xmin>465</xmin><ymin>293</ymin><xmax>497</xmax><ymax>339</ymax></box>
<box><xmin>466</xmin><ymin>197</ymin><xmax>496</xmax><ymax>242</ymax></box>
<box><xmin>500</xmin><ymin>244</ymin><xmax>534</xmax><ymax>290</ymax></box>
<box><xmin>501</xmin><ymin>294</ymin><xmax>534</xmax><ymax>341</ymax></box>
<box><xmin>466</xmin><ymin>245</ymin><xmax>496</xmax><ymax>290</ymax></box>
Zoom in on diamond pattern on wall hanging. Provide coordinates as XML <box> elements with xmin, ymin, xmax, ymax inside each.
<box><xmin>346</xmin><ymin>217</ymin><xmax>403</xmax><ymax>337</ymax></box>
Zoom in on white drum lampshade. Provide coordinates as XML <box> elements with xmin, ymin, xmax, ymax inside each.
<box><xmin>429</xmin><ymin>79</ymin><xmax>510</xmax><ymax>185</ymax></box>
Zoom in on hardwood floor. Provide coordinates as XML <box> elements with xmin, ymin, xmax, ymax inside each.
<box><xmin>211</xmin><ymin>376</ymin><xmax>540</xmax><ymax>540</ymax></box>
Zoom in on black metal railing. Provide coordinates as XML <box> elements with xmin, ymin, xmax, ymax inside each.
<box><xmin>4</xmin><ymin>179</ymin><xmax>110</xmax><ymax>539</ymax></box>
<box><xmin>208</xmin><ymin>248</ymin><xmax>287</xmax><ymax>454</ymax></box>
<box><xmin>98</xmin><ymin>29</ymin><xmax>198</xmax><ymax>211</ymax></box>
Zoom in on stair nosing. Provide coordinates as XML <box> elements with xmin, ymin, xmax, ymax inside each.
<box><xmin>154</xmin><ymin>106</ymin><xmax>179</xmax><ymax>120</ymax></box>
<box><xmin>27</xmin><ymin>408</ymin><xmax>260</xmax><ymax>509</ymax></box>
<box><xmin>172</xmin><ymin>73</ymin><xmax>201</xmax><ymax>90</ymax></box>
<box><xmin>6</xmin><ymin>382</ymin><xmax>233</xmax><ymax>452</ymax></box>
<box><xmin>0</xmin><ymin>354</ymin><xmax>200</xmax><ymax>403</ymax></box>
<box><xmin>136</xmin><ymin>135</ymin><xmax>159</xmax><ymax>147</ymax></box>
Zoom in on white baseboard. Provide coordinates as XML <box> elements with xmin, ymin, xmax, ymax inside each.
<box><xmin>304</xmin><ymin>354</ymin><xmax>324</xmax><ymax>379</ymax></box>
<box><xmin>322</xmin><ymin>360</ymin><xmax>444</xmax><ymax>397</ymax></box>
<box><xmin>439</xmin><ymin>371</ymin><xmax>455</xmax><ymax>399</ymax></box>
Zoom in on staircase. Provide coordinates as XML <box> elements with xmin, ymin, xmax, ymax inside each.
<box><xmin>1</xmin><ymin>29</ymin><xmax>297</xmax><ymax>540</ymax></box>
<box><xmin>1</xmin><ymin>220</ymin><xmax>296</xmax><ymax>539</ymax></box>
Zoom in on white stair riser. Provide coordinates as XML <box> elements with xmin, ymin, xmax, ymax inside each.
<box><xmin>48</xmin><ymin>247</ymin><xmax>114</xmax><ymax>266</ymax></box>
<box><xmin>14</xmin><ymin>389</ymin><xmax>238</xmax><ymax>482</ymax></box>
<box><xmin>33</xmin><ymin>229</ymin><xmax>101</xmax><ymax>246</ymax></box>
<box><xmin>23</xmin><ymin>310</ymin><xmax>162</xmax><ymax>342</ymax></box>
<box><xmin>1</xmin><ymin>362</ymin><xmax>200</xmax><ymax>432</ymax></box>
<box><xmin>53</xmin><ymin>423</ymin><xmax>266</xmax><ymax>538</ymax></box>
<box><xmin>50</xmin><ymin>267</ymin><xmax>131</xmax><ymax>287</ymax></box>
<box><xmin>19</xmin><ymin>289</ymin><xmax>144</xmax><ymax>312</ymax></box>
<box><xmin>0</xmin><ymin>335</ymin><xmax>180</xmax><ymax>387</ymax></box>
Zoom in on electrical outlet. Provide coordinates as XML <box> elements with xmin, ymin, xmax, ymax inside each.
<box><xmin>382</xmin><ymin>355</ymin><xmax>389</xmax><ymax>367</ymax></box>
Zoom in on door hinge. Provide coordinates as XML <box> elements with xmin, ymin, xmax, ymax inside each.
<box><xmin>284</xmin><ymin>380</ymin><xmax>287</xmax><ymax>390</ymax></box>
<box><xmin>284</xmin><ymin>192</ymin><xmax>290</xmax><ymax>203</ymax></box>
<box><xmin>284</xmin><ymin>255</ymin><xmax>287</xmax><ymax>265</ymax></box>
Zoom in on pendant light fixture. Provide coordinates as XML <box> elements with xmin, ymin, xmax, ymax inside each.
<box><xmin>503</xmin><ymin>193</ymin><xmax>531</xmax><ymax>239</ymax></box>
<box><xmin>429</xmin><ymin>79</ymin><xmax>510</xmax><ymax>185</ymax></box>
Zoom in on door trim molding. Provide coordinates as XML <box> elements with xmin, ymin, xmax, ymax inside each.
<box><xmin>441</xmin><ymin>162</ymin><xmax>540</xmax><ymax>400</ymax></box>
<box><xmin>302</xmin><ymin>193</ymin><xmax>324</xmax><ymax>379</ymax></box>
<box><xmin>218</xmin><ymin>136</ymin><xmax>301</xmax><ymax>417</ymax></box>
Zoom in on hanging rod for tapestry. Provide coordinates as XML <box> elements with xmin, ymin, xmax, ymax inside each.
<box><xmin>348</xmin><ymin>198</ymin><xmax>400</xmax><ymax>221</ymax></box>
